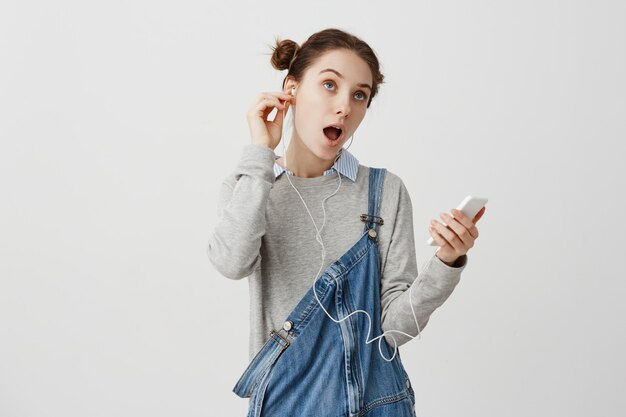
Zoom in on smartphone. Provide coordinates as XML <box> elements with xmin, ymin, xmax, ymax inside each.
<box><xmin>427</xmin><ymin>195</ymin><xmax>488</xmax><ymax>246</ymax></box>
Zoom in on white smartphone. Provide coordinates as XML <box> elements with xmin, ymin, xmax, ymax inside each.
<box><xmin>427</xmin><ymin>195</ymin><xmax>488</xmax><ymax>246</ymax></box>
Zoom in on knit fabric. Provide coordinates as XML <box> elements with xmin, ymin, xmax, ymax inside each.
<box><xmin>207</xmin><ymin>143</ymin><xmax>468</xmax><ymax>361</ymax></box>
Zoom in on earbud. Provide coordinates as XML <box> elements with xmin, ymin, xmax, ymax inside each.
<box><xmin>291</xmin><ymin>87</ymin><xmax>296</xmax><ymax>96</ymax></box>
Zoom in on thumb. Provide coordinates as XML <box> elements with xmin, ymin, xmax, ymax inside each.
<box><xmin>273</xmin><ymin>102</ymin><xmax>287</xmax><ymax>127</ymax></box>
<box><xmin>472</xmin><ymin>206</ymin><xmax>486</xmax><ymax>224</ymax></box>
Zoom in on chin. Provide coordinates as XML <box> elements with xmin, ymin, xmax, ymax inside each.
<box><xmin>303</xmin><ymin>140</ymin><xmax>334</xmax><ymax>161</ymax></box>
<box><xmin>318</xmin><ymin>145</ymin><xmax>340</xmax><ymax>161</ymax></box>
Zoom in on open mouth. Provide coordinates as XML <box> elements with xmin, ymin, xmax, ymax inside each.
<box><xmin>323</xmin><ymin>125</ymin><xmax>344</xmax><ymax>141</ymax></box>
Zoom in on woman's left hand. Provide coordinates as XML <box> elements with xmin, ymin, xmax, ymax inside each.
<box><xmin>429</xmin><ymin>206</ymin><xmax>486</xmax><ymax>266</ymax></box>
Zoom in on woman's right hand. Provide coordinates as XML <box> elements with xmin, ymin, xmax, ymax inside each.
<box><xmin>247</xmin><ymin>92</ymin><xmax>295</xmax><ymax>150</ymax></box>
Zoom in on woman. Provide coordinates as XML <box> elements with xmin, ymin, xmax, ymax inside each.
<box><xmin>208</xmin><ymin>28</ymin><xmax>485</xmax><ymax>417</ymax></box>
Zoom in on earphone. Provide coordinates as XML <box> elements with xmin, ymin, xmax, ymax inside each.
<box><xmin>278</xmin><ymin>89</ymin><xmax>422</xmax><ymax>362</ymax></box>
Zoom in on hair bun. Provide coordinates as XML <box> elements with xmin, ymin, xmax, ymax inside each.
<box><xmin>271</xmin><ymin>38</ymin><xmax>299</xmax><ymax>71</ymax></box>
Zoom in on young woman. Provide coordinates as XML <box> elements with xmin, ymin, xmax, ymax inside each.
<box><xmin>208</xmin><ymin>28</ymin><xmax>485</xmax><ymax>417</ymax></box>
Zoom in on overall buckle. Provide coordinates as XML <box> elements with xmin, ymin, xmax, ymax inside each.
<box><xmin>360</xmin><ymin>214</ymin><xmax>384</xmax><ymax>225</ymax></box>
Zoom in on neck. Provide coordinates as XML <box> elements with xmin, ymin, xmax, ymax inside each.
<box><xmin>279</xmin><ymin>133</ymin><xmax>339</xmax><ymax>178</ymax></box>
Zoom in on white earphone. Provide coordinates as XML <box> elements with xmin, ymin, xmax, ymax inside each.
<box><xmin>277</xmin><ymin>87</ymin><xmax>422</xmax><ymax>363</ymax></box>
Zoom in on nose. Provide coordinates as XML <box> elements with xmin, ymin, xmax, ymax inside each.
<box><xmin>335</xmin><ymin>94</ymin><xmax>351</xmax><ymax>118</ymax></box>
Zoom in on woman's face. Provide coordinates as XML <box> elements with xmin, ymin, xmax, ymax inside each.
<box><xmin>287</xmin><ymin>49</ymin><xmax>373</xmax><ymax>162</ymax></box>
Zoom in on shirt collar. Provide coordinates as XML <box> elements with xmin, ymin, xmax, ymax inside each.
<box><xmin>273</xmin><ymin>148</ymin><xmax>359</xmax><ymax>182</ymax></box>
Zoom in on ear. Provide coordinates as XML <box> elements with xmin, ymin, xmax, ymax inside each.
<box><xmin>283</xmin><ymin>76</ymin><xmax>298</xmax><ymax>94</ymax></box>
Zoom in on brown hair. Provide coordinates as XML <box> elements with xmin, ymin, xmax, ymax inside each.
<box><xmin>269</xmin><ymin>28</ymin><xmax>384</xmax><ymax>108</ymax></box>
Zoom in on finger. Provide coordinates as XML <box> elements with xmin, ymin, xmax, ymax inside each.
<box><xmin>277</xmin><ymin>90</ymin><xmax>296</xmax><ymax>100</ymax></box>
<box><xmin>255</xmin><ymin>95</ymin><xmax>284</xmax><ymax>108</ymax></box>
<box><xmin>431</xmin><ymin>219</ymin><xmax>461</xmax><ymax>251</ymax></box>
<box><xmin>449</xmin><ymin>209</ymin><xmax>472</xmax><ymax>228</ymax></box>
<box><xmin>272</xmin><ymin>91</ymin><xmax>295</xmax><ymax>98</ymax></box>
<box><xmin>261</xmin><ymin>103</ymin><xmax>275</xmax><ymax>121</ymax></box>
<box><xmin>274</xmin><ymin>98</ymin><xmax>293</xmax><ymax>123</ymax></box>
<box><xmin>259</xmin><ymin>92</ymin><xmax>294</xmax><ymax>103</ymax></box>
<box><xmin>444</xmin><ymin>211</ymin><xmax>477</xmax><ymax>240</ymax></box>
<box><xmin>272</xmin><ymin>103</ymin><xmax>285</xmax><ymax>125</ymax></box>
<box><xmin>429</xmin><ymin>225</ymin><xmax>449</xmax><ymax>248</ymax></box>
<box><xmin>256</xmin><ymin>97</ymin><xmax>285</xmax><ymax>120</ymax></box>
<box><xmin>452</xmin><ymin>207</ymin><xmax>485</xmax><ymax>226</ymax></box>
<box><xmin>440</xmin><ymin>212</ymin><xmax>473</xmax><ymax>247</ymax></box>
<box><xmin>472</xmin><ymin>206</ymin><xmax>486</xmax><ymax>224</ymax></box>
<box><xmin>261</xmin><ymin>96</ymin><xmax>286</xmax><ymax>110</ymax></box>
<box><xmin>451</xmin><ymin>208</ymin><xmax>480</xmax><ymax>238</ymax></box>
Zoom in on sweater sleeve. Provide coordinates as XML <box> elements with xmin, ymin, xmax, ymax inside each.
<box><xmin>379</xmin><ymin>178</ymin><xmax>468</xmax><ymax>348</ymax></box>
<box><xmin>206</xmin><ymin>143</ymin><xmax>277</xmax><ymax>280</ymax></box>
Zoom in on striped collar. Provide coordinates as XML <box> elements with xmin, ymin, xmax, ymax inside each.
<box><xmin>273</xmin><ymin>148</ymin><xmax>359</xmax><ymax>182</ymax></box>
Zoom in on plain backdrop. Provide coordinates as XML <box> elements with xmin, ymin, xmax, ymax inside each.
<box><xmin>1</xmin><ymin>1</ymin><xmax>625</xmax><ymax>416</ymax></box>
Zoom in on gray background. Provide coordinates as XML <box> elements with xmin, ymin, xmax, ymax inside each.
<box><xmin>1</xmin><ymin>0</ymin><xmax>624</xmax><ymax>416</ymax></box>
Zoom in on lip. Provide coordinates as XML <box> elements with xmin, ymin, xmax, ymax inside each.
<box><xmin>323</xmin><ymin>122</ymin><xmax>347</xmax><ymax>142</ymax></box>
<box><xmin>325</xmin><ymin>136</ymin><xmax>342</xmax><ymax>148</ymax></box>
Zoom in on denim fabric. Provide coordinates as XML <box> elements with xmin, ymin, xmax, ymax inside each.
<box><xmin>233</xmin><ymin>168</ymin><xmax>417</xmax><ymax>417</ymax></box>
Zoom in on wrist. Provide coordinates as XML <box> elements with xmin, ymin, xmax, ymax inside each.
<box><xmin>436</xmin><ymin>253</ymin><xmax>459</xmax><ymax>267</ymax></box>
<box><xmin>251</xmin><ymin>141</ymin><xmax>273</xmax><ymax>150</ymax></box>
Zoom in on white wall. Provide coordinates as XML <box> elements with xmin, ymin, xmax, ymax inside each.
<box><xmin>1</xmin><ymin>1</ymin><xmax>624</xmax><ymax>416</ymax></box>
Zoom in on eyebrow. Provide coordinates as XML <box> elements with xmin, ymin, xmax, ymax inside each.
<box><xmin>318</xmin><ymin>68</ymin><xmax>372</xmax><ymax>92</ymax></box>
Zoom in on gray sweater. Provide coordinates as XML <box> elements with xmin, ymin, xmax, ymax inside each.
<box><xmin>207</xmin><ymin>144</ymin><xmax>468</xmax><ymax>361</ymax></box>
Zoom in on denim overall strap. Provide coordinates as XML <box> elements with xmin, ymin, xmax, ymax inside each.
<box><xmin>362</xmin><ymin>167</ymin><xmax>387</xmax><ymax>239</ymax></box>
<box><xmin>233</xmin><ymin>328</ymin><xmax>291</xmax><ymax>398</ymax></box>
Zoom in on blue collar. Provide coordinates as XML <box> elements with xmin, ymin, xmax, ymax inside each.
<box><xmin>273</xmin><ymin>148</ymin><xmax>359</xmax><ymax>182</ymax></box>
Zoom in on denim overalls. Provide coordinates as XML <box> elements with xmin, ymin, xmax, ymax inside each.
<box><xmin>233</xmin><ymin>167</ymin><xmax>417</xmax><ymax>417</ymax></box>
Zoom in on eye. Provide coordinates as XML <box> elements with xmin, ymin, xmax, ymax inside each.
<box><xmin>323</xmin><ymin>81</ymin><xmax>336</xmax><ymax>90</ymax></box>
<box><xmin>323</xmin><ymin>80</ymin><xmax>368</xmax><ymax>102</ymax></box>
